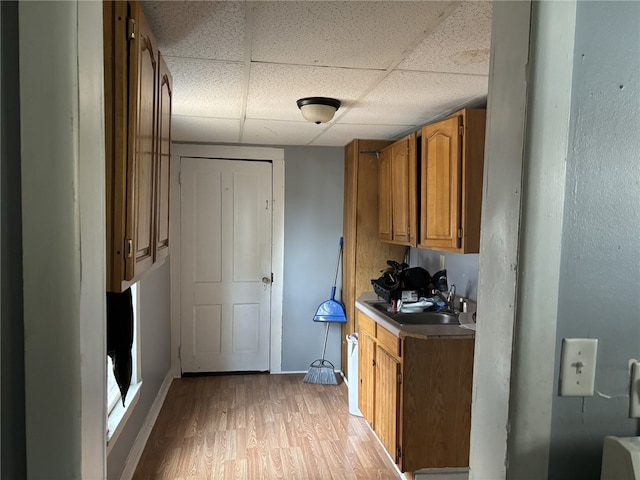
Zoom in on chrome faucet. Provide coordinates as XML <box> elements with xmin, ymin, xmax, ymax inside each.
<box><xmin>447</xmin><ymin>284</ymin><xmax>456</xmax><ymax>310</ymax></box>
<box><xmin>432</xmin><ymin>283</ymin><xmax>456</xmax><ymax>311</ymax></box>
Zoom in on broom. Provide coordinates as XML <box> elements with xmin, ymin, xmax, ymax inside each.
<box><xmin>304</xmin><ymin>237</ymin><xmax>347</xmax><ymax>385</ymax></box>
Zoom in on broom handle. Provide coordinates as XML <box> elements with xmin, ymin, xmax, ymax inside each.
<box><xmin>332</xmin><ymin>237</ymin><xmax>343</xmax><ymax>288</ymax></box>
<box><xmin>320</xmin><ymin>322</ymin><xmax>330</xmax><ymax>361</ymax></box>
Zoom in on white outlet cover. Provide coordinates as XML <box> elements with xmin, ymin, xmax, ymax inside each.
<box><xmin>560</xmin><ymin>338</ymin><xmax>598</xmax><ymax>396</ymax></box>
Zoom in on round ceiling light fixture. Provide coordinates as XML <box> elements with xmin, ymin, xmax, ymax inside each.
<box><xmin>296</xmin><ymin>97</ymin><xmax>341</xmax><ymax>124</ymax></box>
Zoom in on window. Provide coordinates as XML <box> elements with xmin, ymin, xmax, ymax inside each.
<box><xmin>106</xmin><ymin>283</ymin><xmax>142</xmax><ymax>448</ymax></box>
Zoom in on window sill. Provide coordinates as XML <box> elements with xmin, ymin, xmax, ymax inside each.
<box><xmin>106</xmin><ymin>381</ymin><xmax>142</xmax><ymax>454</ymax></box>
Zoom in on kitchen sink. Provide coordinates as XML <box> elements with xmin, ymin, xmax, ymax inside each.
<box><xmin>366</xmin><ymin>301</ymin><xmax>459</xmax><ymax>326</ymax></box>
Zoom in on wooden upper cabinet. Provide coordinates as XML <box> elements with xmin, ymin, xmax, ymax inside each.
<box><xmin>378</xmin><ymin>133</ymin><xmax>417</xmax><ymax>246</ymax></box>
<box><xmin>420</xmin><ymin>115</ymin><xmax>461</xmax><ymax>250</ymax></box>
<box><xmin>377</xmin><ymin>147</ymin><xmax>393</xmax><ymax>242</ymax></box>
<box><xmin>390</xmin><ymin>135</ymin><xmax>417</xmax><ymax>245</ymax></box>
<box><xmin>104</xmin><ymin>0</ymin><xmax>172</xmax><ymax>292</ymax></box>
<box><xmin>419</xmin><ymin>109</ymin><xmax>486</xmax><ymax>253</ymax></box>
<box><xmin>127</xmin><ymin>7</ymin><xmax>158</xmax><ymax>280</ymax></box>
<box><xmin>155</xmin><ymin>52</ymin><xmax>172</xmax><ymax>263</ymax></box>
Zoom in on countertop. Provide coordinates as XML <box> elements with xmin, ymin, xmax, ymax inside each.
<box><xmin>355</xmin><ymin>291</ymin><xmax>476</xmax><ymax>340</ymax></box>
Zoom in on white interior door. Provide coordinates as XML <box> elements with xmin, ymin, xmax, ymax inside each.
<box><xmin>180</xmin><ymin>157</ymin><xmax>272</xmax><ymax>373</ymax></box>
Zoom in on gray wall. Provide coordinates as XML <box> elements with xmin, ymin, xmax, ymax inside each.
<box><xmin>412</xmin><ymin>250</ymin><xmax>479</xmax><ymax>301</ymax></box>
<box><xmin>1</xmin><ymin>2</ymin><xmax>26</xmax><ymax>478</ymax></box>
<box><xmin>549</xmin><ymin>2</ymin><xmax>640</xmax><ymax>477</ymax></box>
<box><xmin>281</xmin><ymin>146</ymin><xmax>345</xmax><ymax>372</ymax></box>
<box><xmin>107</xmin><ymin>261</ymin><xmax>172</xmax><ymax>479</ymax></box>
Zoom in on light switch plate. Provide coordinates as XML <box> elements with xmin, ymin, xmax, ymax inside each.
<box><xmin>560</xmin><ymin>338</ymin><xmax>598</xmax><ymax>396</ymax></box>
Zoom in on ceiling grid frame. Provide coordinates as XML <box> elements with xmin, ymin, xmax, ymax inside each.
<box><xmin>142</xmin><ymin>0</ymin><xmax>492</xmax><ymax>146</ymax></box>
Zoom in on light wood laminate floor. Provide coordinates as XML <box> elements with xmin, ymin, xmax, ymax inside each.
<box><xmin>133</xmin><ymin>373</ymin><xmax>402</xmax><ymax>480</ymax></box>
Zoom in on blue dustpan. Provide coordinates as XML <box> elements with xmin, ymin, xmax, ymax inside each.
<box><xmin>313</xmin><ymin>286</ymin><xmax>346</xmax><ymax>322</ymax></box>
<box><xmin>313</xmin><ymin>238</ymin><xmax>346</xmax><ymax>323</ymax></box>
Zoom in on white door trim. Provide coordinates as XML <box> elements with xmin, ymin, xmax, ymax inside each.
<box><xmin>170</xmin><ymin>144</ymin><xmax>285</xmax><ymax>376</ymax></box>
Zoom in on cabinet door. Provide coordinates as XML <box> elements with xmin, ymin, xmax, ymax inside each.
<box><xmin>377</xmin><ymin>147</ymin><xmax>393</xmax><ymax>242</ymax></box>
<box><xmin>104</xmin><ymin>0</ymin><xmax>130</xmax><ymax>291</ymax></box>
<box><xmin>374</xmin><ymin>345</ymin><xmax>400</xmax><ymax>463</ymax></box>
<box><xmin>155</xmin><ymin>52</ymin><xmax>172</xmax><ymax>262</ymax></box>
<box><xmin>390</xmin><ymin>135</ymin><xmax>416</xmax><ymax>245</ymax></box>
<box><xmin>125</xmin><ymin>4</ymin><xmax>158</xmax><ymax>280</ymax></box>
<box><xmin>420</xmin><ymin>116</ymin><xmax>462</xmax><ymax>249</ymax></box>
<box><xmin>358</xmin><ymin>329</ymin><xmax>376</xmax><ymax>427</ymax></box>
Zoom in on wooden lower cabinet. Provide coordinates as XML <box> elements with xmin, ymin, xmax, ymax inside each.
<box><xmin>358</xmin><ymin>328</ymin><xmax>376</xmax><ymax>424</ymax></box>
<box><xmin>357</xmin><ymin>310</ymin><xmax>474</xmax><ymax>473</ymax></box>
<box><xmin>374</xmin><ymin>345</ymin><xmax>400</xmax><ymax>462</ymax></box>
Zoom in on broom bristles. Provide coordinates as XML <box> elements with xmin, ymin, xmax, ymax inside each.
<box><xmin>303</xmin><ymin>359</ymin><xmax>338</xmax><ymax>385</ymax></box>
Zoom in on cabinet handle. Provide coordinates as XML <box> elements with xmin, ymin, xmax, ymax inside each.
<box><xmin>372</xmin><ymin>359</ymin><xmax>376</xmax><ymax>367</ymax></box>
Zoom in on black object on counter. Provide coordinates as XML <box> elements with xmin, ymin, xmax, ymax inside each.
<box><xmin>431</xmin><ymin>270</ymin><xmax>448</xmax><ymax>292</ymax></box>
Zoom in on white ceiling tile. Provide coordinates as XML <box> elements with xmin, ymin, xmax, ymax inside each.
<box><xmin>399</xmin><ymin>1</ymin><xmax>493</xmax><ymax>75</ymax></box>
<box><xmin>165</xmin><ymin>57</ymin><xmax>245</xmax><ymax>118</ymax></box>
<box><xmin>310</xmin><ymin>124</ymin><xmax>416</xmax><ymax>147</ymax></box>
<box><xmin>341</xmin><ymin>70</ymin><xmax>488</xmax><ymax>126</ymax></box>
<box><xmin>251</xmin><ymin>1</ymin><xmax>456</xmax><ymax>69</ymax></box>
<box><xmin>246</xmin><ymin>63</ymin><xmax>382</xmax><ymax>121</ymax></box>
<box><xmin>141</xmin><ymin>1</ymin><xmax>493</xmax><ymax>147</ymax></box>
<box><xmin>172</xmin><ymin>115</ymin><xmax>241</xmax><ymax>144</ymax></box>
<box><xmin>142</xmin><ymin>1</ymin><xmax>246</xmax><ymax>61</ymax></box>
<box><xmin>242</xmin><ymin>119</ymin><xmax>329</xmax><ymax>146</ymax></box>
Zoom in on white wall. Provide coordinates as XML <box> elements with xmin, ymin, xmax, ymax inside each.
<box><xmin>506</xmin><ymin>1</ymin><xmax>576</xmax><ymax>478</ymax></box>
<box><xmin>19</xmin><ymin>1</ymin><xmax>106</xmax><ymax>478</ymax></box>
<box><xmin>469</xmin><ymin>2</ymin><xmax>531</xmax><ymax>478</ymax></box>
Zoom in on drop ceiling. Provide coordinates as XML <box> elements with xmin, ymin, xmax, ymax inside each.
<box><xmin>141</xmin><ymin>1</ymin><xmax>492</xmax><ymax>147</ymax></box>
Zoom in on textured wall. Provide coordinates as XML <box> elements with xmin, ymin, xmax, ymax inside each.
<box><xmin>549</xmin><ymin>2</ymin><xmax>640</xmax><ymax>478</ymax></box>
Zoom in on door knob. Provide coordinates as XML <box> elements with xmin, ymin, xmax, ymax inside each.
<box><xmin>262</xmin><ymin>276</ymin><xmax>272</xmax><ymax>284</ymax></box>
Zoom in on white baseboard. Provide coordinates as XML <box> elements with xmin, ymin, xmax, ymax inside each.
<box><xmin>413</xmin><ymin>468</ymin><xmax>469</xmax><ymax>479</ymax></box>
<box><xmin>271</xmin><ymin>370</ymin><xmax>308</xmax><ymax>374</ymax></box>
<box><xmin>119</xmin><ymin>371</ymin><xmax>174</xmax><ymax>480</ymax></box>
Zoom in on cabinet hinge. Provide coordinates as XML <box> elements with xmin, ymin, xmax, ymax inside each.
<box><xmin>127</xmin><ymin>17</ymin><xmax>136</xmax><ymax>41</ymax></box>
<box><xmin>458</xmin><ymin>228</ymin><xmax>463</xmax><ymax>239</ymax></box>
<box><xmin>126</xmin><ymin>239</ymin><xmax>133</xmax><ymax>258</ymax></box>
<box><xmin>397</xmin><ymin>373</ymin><xmax>402</xmax><ymax>384</ymax></box>
<box><xmin>396</xmin><ymin>446</ymin><xmax>402</xmax><ymax>459</ymax></box>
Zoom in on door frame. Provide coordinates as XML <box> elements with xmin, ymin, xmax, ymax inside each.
<box><xmin>170</xmin><ymin>144</ymin><xmax>285</xmax><ymax>376</ymax></box>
